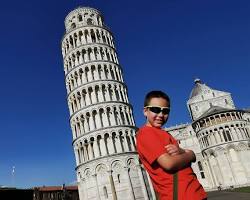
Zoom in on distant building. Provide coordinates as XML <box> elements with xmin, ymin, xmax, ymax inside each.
<box><xmin>33</xmin><ymin>185</ymin><xmax>79</xmax><ymax>200</ymax></box>
<box><xmin>0</xmin><ymin>187</ymin><xmax>33</xmax><ymax>199</ymax></box>
<box><xmin>166</xmin><ymin>79</ymin><xmax>250</xmax><ymax>190</ymax></box>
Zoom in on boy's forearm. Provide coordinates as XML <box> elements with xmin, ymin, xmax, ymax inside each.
<box><xmin>179</xmin><ymin>147</ymin><xmax>186</xmax><ymax>154</ymax></box>
<box><xmin>184</xmin><ymin>149</ymin><xmax>196</xmax><ymax>162</ymax></box>
<box><xmin>157</xmin><ymin>150</ymin><xmax>196</xmax><ymax>172</ymax></box>
<box><xmin>171</xmin><ymin>150</ymin><xmax>195</xmax><ymax>170</ymax></box>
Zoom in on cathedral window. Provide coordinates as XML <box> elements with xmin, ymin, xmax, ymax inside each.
<box><xmin>231</xmin><ymin>113</ymin><xmax>236</xmax><ymax>120</ymax></box>
<box><xmin>78</xmin><ymin>15</ymin><xmax>83</xmax><ymax>22</ymax></box>
<box><xmin>225</xmin><ymin>99</ymin><xmax>228</xmax><ymax>104</ymax></box>
<box><xmin>200</xmin><ymin>120</ymin><xmax>205</xmax><ymax>128</ymax></box>
<box><xmin>87</xmin><ymin>18</ymin><xmax>93</xmax><ymax>25</ymax></box>
<box><xmin>71</xmin><ymin>23</ymin><xmax>76</xmax><ymax>29</ymax></box>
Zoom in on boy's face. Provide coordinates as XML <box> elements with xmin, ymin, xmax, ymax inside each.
<box><xmin>144</xmin><ymin>97</ymin><xmax>170</xmax><ymax>128</ymax></box>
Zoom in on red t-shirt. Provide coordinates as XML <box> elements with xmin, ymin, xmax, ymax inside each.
<box><xmin>136</xmin><ymin>125</ymin><xmax>207</xmax><ymax>200</ymax></box>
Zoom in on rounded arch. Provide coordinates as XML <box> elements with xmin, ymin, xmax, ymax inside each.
<box><xmin>83</xmin><ymin>168</ymin><xmax>91</xmax><ymax>179</ymax></box>
<box><xmin>126</xmin><ymin>157</ymin><xmax>138</xmax><ymax>167</ymax></box>
<box><xmin>95</xmin><ymin>163</ymin><xmax>108</xmax><ymax>174</ymax></box>
<box><xmin>237</xmin><ymin>142</ymin><xmax>248</xmax><ymax>151</ymax></box>
<box><xmin>214</xmin><ymin>146</ymin><xmax>225</xmax><ymax>153</ymax></box>
<box><xmin>207</xmin><ymin>149</ymin><xmax>217</xmax><ymax>157</ymax></box>
<box><xmin>226</xmin><ymin>144</ymin><xmax>237</xmax><ymax>151</ymax></box>
<box><xmin>111</xmin><ymin>160</ymin><xmax>124</xmax><ymax>173</ymax></box>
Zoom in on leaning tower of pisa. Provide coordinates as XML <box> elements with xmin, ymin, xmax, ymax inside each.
<box><xmin>61</xmin><ymin>7</ymin><xmax>154</xmax><ymax>200</ymax></box>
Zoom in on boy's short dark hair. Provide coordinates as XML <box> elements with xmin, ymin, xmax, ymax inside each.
<box><xmin>144</xmin><ymin>90</ymin><xmax>170</xmax><ymax>107</ymax></box>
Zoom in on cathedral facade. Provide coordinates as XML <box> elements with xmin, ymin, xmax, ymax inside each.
<box><xmin>166</xmin><ymin>79</ymin><xmax>250</xmax><ymax>190</ymax></box>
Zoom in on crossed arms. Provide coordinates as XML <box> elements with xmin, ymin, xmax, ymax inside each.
<box><xmin>157</xmin><ymin>144</ymin><xmax>196</xmax><ymax>172</ymax></box>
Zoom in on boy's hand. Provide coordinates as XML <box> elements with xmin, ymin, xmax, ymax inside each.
<box><xmin>165</xmin><ymin>144</ymin><xmax>185</xmax><ymax>156</ymax></box>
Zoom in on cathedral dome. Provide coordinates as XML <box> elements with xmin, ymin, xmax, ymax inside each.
<box><xmin>189</xmin><ymin>79</ymin><xmax>211</xmax><ymax>99</ymax></box>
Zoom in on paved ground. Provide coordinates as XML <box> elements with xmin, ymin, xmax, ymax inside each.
<box><xmin>207</xmin><ymin>191</ymin><xmax>250</xmax><ymax>200</ymax></box>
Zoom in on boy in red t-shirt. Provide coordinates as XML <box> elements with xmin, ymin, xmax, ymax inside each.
<box><xmin>136</xmin><ymin>91</ymin><xmax>207</xmax><ymax>200</ymax></box>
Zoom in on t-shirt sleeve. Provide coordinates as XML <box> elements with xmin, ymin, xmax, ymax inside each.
<box><xmin>137</xmin><ymin>129</ymin><xmax>166</xmax><ymax>165</ymax></box>
<box><xmin>168</xmin><ymin>131</ymin><xmax>178</xmax><ymax>146</ymax></box>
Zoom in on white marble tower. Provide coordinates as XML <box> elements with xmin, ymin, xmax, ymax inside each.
<box><xmin>61</xmin><ymin>7</ymin><xmax>153</xmax><ymax>200</ymax></box>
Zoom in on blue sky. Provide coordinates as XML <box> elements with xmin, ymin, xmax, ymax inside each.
<box><xmin>0</xmin><ymin>0</ymin><xmax>249</xmax><ymax>188</ymax></box>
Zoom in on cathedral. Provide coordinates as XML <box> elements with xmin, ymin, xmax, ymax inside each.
<box><xmin>166</xmin><ymin>79</ymin><xmax>250</xmax><ymax>190</ymax></box>
<box><xmin>61</xmin><ymin>6</ymin><xmax>250</xmax><ymax>200</ymax></box>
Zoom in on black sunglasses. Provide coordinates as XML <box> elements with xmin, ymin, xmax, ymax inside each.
<box><xmin>145</xmin><ymin>106</ymin><xmax>170</xmax><ymax>115</ymax></box>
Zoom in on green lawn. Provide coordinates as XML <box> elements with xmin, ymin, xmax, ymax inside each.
<box><xmin>232</xmin><ymin>186</ymin><xmax>250</xmax><ymax>193</ymax></box>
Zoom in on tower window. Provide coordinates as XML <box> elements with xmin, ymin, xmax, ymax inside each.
<box><xmin>225</xmin><ymin>99</ymin><xmax>228</xmax><ymax>104</ymax></box>
<box><xmin>198</xmin><ymin>161</ymin><xmax>203</xmax><ymax>171</ymax></box>
<box><xmin>225</xmin><ymin>130</ymin><xmax>232</xmax><ymax>141</ymax></box>
<box><xmin>117</xmin><ymin>174</ymin><xmax>121</xmax><ymax>183</ymax></box>
<box><xmin>198</xmin><ymin>161</ymin><xmax>205</xmax><ymax>179</ymax></box>
<box><xmin>103</xmin><ymin>186</ymin><xmax>108</xmax><ymax>198</ymax></box>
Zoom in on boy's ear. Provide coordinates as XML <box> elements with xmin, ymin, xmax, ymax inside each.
<box><xmin>143</xmin><ymin>107</ymin><xmax>148</xmax><ymax>117</ymax></box>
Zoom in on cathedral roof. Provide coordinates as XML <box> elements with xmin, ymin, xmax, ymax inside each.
<box><xmin>243</xmin><ymin>108</ymin><xmax>250</xmax><ymax>112</ymax></box>
<box><xmin>197</xmin><ymin>105</ymin><xmax>232</xmax><ymax>119</ymax></box>
<box><xmin>189</xmin><ymin>78</ymin><xmax>211</xmax><ymax>99</ymax></box>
